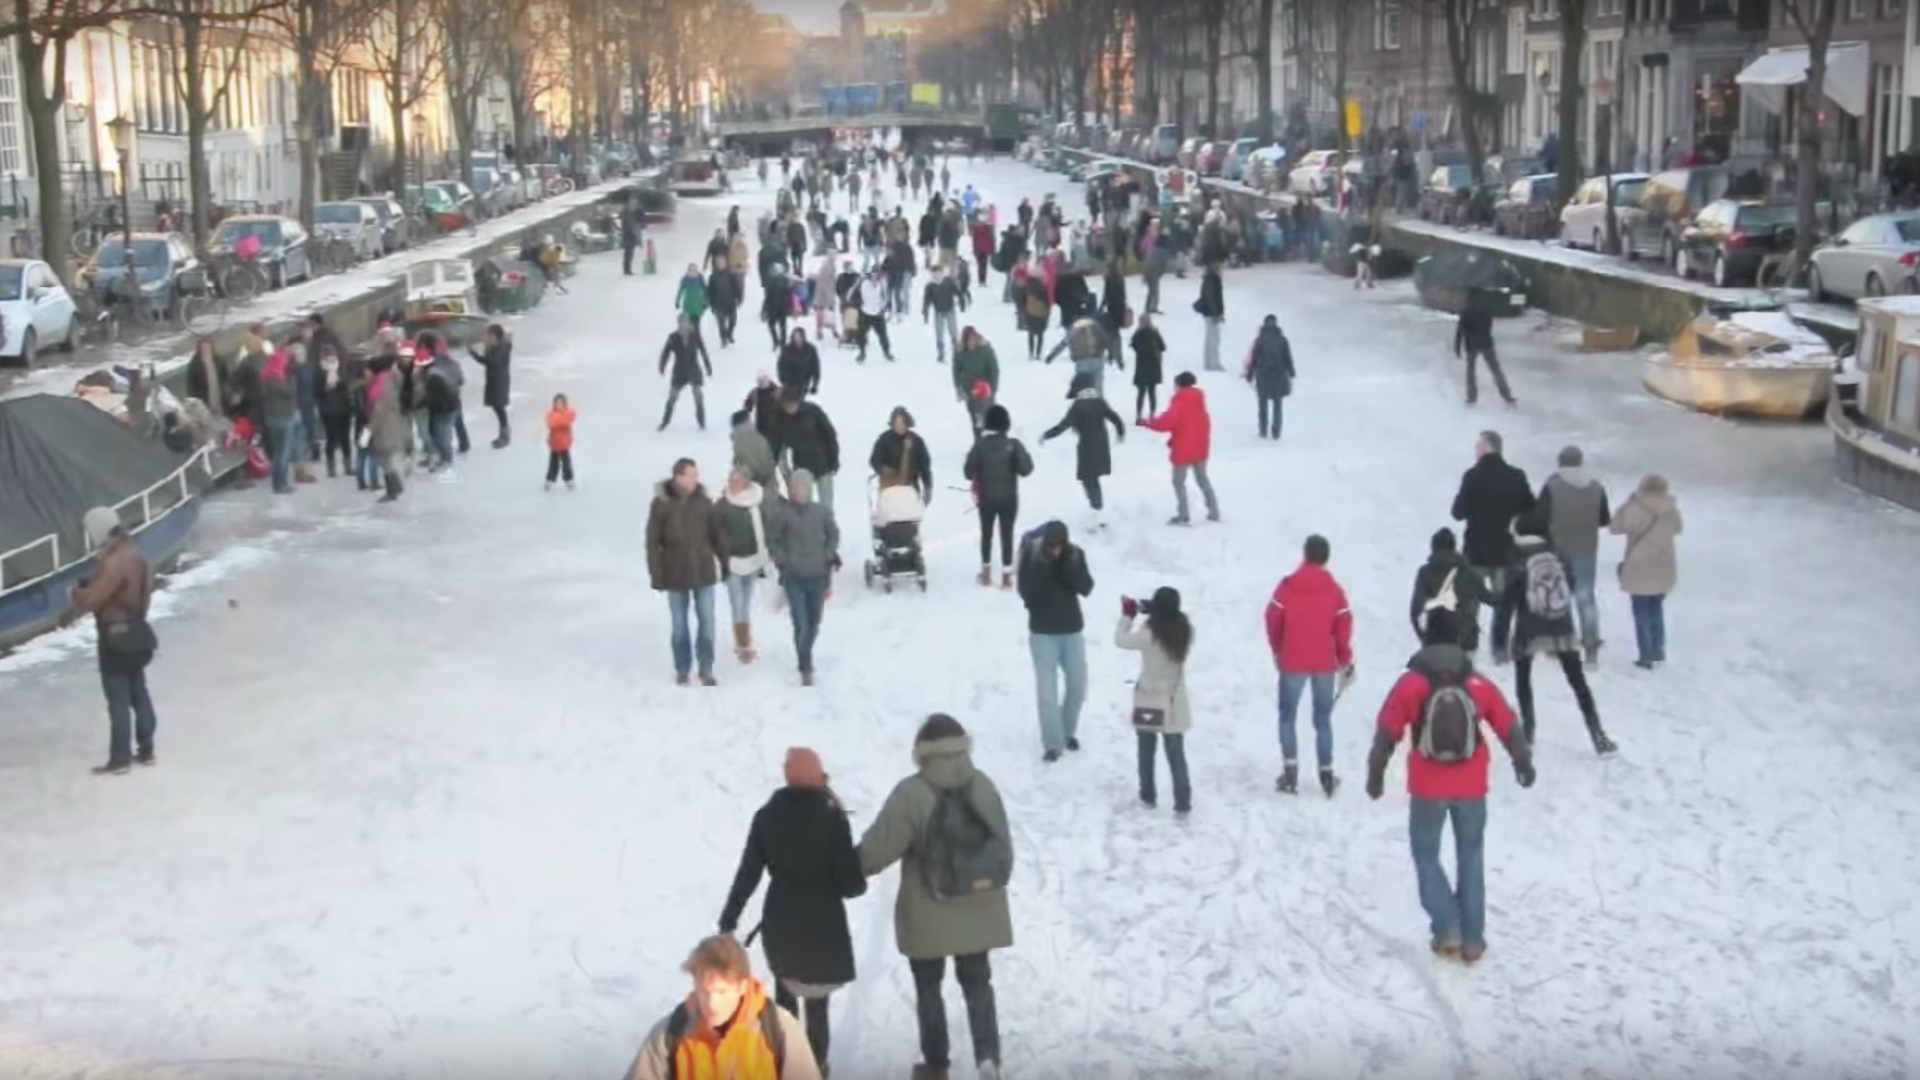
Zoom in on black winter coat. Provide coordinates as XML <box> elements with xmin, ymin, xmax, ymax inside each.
<box><xmin>1018</xmin><ymin>539</ymin><xmax>1094</xmax><ymax>635</ymax></box>
<box><xmin>1248</xmin><ymin>327</ymin><xmax>1294</xmax><ymax>398</ymax></box>
<box><xmin>1451</xmin><ymin>453</ymin><xmax>1535</xmax><ymax>567</ymax></box>
<box><xmin>868</xmin><ymin>428</ymin><xmax>932</xmax><ymax>494</ymax></box>
<box><xmin>1055</xmin><ymin>271</ymin><xmax>1091</xmax><ymax>320</ymax></box>
<box><xmin>708</xmin><ymin>269</ymin><xmax>741</xmax><ymax>314</ymax></box>
<box><xmin>1130</xmin><ymin>327</ymin><xmax>1165</xmax><ymax>388</ymax></box>
<box><xmin>718</xmin><ymin>785</ymin><xmax>866</xmax><ymax>986</ymax></box>
<box><xmin>658</xmin><ymin>329</ymin><xmax>712</xmax><ymax>387</ymax></box>
<box><xmin>1455</xmin><ymin>307</ymin><xmax>1496</xmax><ymax>354</ymax></box>
<box><xmin>1042</xmin><ymin>394</ymin><xmax>1126</xmax><ymax>480</ymax></box>
<box><xmin>763</xmin><ymin>277</ymin><xmax>794</xmax><ymax>323</ymax></box>
<box><xmin>1494</xmin><ymin>535</ymin><xmax>1579</xmax><ymax>657</ymax></box>
<box><xmin>1194</xmin><ymin>270</ymin><xmax>1225</xmax><ymax>319</ymax></box>
<box><xmin>778</xmin><ymin>401</ymin><xmax>840</xmax><ymax>475</ymax></box>
<box><xmin>964</xmin><ymin>432</ymin><xmax>1033</xmax><ymax>505</ymax></box>
<box><xmin>470</xmin><ymin>338</ymin><xmax>512</xmax><ymax>409</ymax></box>
<box><xmin>1409</xmin><ymin>550</ymin><xmax>1487</xmax><ymax>650</ymax></box>
<box><xmin>777</xmin><ymin>342</ymin><xmax>821</xmax><ymax>394</ymax></box>
<box><xmin>1101</xmin><ymin>272</ymin><xmax>1127</xmax><ymax>322</ymax></box>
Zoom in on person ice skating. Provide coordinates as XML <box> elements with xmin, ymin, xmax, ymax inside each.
<box><xmin>618</xmin><ymin>934</ymin><xmax>821</xmax><ymax>1080</ymax></box>
<box><xmin>1129</xmin><ymin>314</ymin><xmax>1166</xmax><ymax>422</ymax></box>
<box><xmin>766</xmin><ymin>469</ymin><xmax>840</xmax><ymax>686</ymax></box>
<box><xmin>764</xmin><ymin>265</ymin><xmax>796</xmax><ymax>351</ymax></box>
<box><xmin>970</xmin><ymin>214</ymin><xmax>994</xmax><ymax>287</ymax></box>
<box><xmin>658</xmin><ymin>315</ymin><xmax>714</xmax><ymax>431</ymax></box>
<box><xmin>716</xmin><ymin>466</ymin><xmax>771</xmax><ymax>663</ymax></box>
<box><xmin>717</xmin><ymin>748</ymin><xmax>866</xmax><ymax>1075</ymax></box>
<box><xmin>1536</xmin><ymin>445</ymin><xmax>1611</xmax><ymax>662</ymax></box>
<box><xmin>1194</xmin><ymin>265</ymin><xmax>1225</xmax><ymax>371</ymax></box>
<box><xmin>1610</xmin><ymin>473</ymin><xmax>1683</xmax><ymax>670</ymax></box>
<box><xmin>620</xmin><ymin>197</ymin><xmax>643</xmax><ymax>276</ymax></box>
<box><xmin>1142</xmin><ymin>372</ymin><xmax>1220</xmax><ymax>525</ymax></box>
<box><xmin>1364</xmin><ymin>608</ymin><xmax>1536</xmax><ymax>965</ymax></box>
<box><xmin>469</xmin><ymin>323</ymin><xmax>512</xmax><ymax>447</ymax></box>
<box><xmin>1265</xmin><ymin>534</ymin><xmax>1356</xmax><ymax>796</ymax></box>
<box><xmin>774</xmin><ymin>387</ymin><xmax>841</xmax><ymax>507</ymax></box>
<box><xmin>1410</xmin><ymin>527</ymin><xmax>1488</xmax><ymax>651</ymax></box>
<box><xmin>1244</xmin><ymin>315</ymin><xmax>1295</xmax><ymax>440</ymax></box>
<box><xmin>647</xmin><ymin>458</ymin><xmax>728</xmax><ymax>687</ymax></box>
<box><xmin>1451</xmin><ymin>430</ymin><xmax>1534</xmax><ymax>602</ymax></box>
<box><xmin>1455</xmin><ymin>288</ymin><xmax>1517</xmax><ymax>406</ymax></box>
<box><xmin>544</xmin><ymin>394</ymin><xmax>576</xmax><ymax>490</ymax></box>
<box><xmin>1139</xmin><ymin>218</ymin><xmax>1167</xmax><ymax>315</ymax></box>
<box><xmin>963</xmin><ymin>405</ymin><xmax>1033</xmax><ymax>588</ymax></box>
<box><xmin>1039</xmin><ymin>374</ymin><xmax>1126</xmax><ymax>529</ymax></box>
<box><xmin>1060</xmin><ymin>317</ymin><xmax>1115</xmax><ymax>396</ymax></box>
<box><xmin>732</xmin><ymin>407</ymin><xmax>778</xmax><ymax>490</ymax></box>
<box><xmin>857</xmin><ymin>268</ymin><xmax>894</xmax><ymax>362</ymax></box>
<box><xmin>923</xmin><ymin>266</ymin><xmax>962</xmax><ymax>363</ymax></box>
<box><xmin>869</xmin><ymin>407</ymin><xmax>933</xmax><ymax>504</ymax></box>
<box><xmin>778</xmin><ymin>328</ymin><xmax>822</xmax><ymax>396</ymax></box>
<box><xmin>951</xmin><ymin>327</ymin><xmax>1000</xmax><ymax>435</ymax></box>
<box><xmin>1019</xmin><ymin>258</ymin><xmax>1052</xmax><ymax>360</ymax></box>
<box><xmin>1493</xmin><ymin>510</ymin><xmax>1617</xmax><ymax>755</ymax></box>
<box><xmin>706</xmin><ymin>228</ymin><xmax>731</xmax><ymax>273</ymax></box>
<box><xmin>1017</xmin><ymin>521</ymin><xmax>1094</xmax><ymax>761</ymax></box>
<box><xmin>1116</xmin><ymin>587</ymin><xmax>1194</xmax><ymax>813</ymax></box>
<box><xmin>709</xmin><ymin>263</ymin><xmax>742</xmax><ymax>347</ymax></box>
<box><xmin>72</xmin><ymin>507</ymin><xmax>160</xmax><ymax>775</ymax></box>
<box><xmin>857</xmin><ymin>713</ymin><xmax>1010</xmax><ymax>1080</ymax></box>
<box><xmin>676</xmin><ymin>263</ymin><xmax>710</xmax><ymax>330</ymax></box>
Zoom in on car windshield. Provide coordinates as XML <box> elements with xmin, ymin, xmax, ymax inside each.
<box><xmin>357</xmin><ymin>200</ymin><xmax>393</xmax><ymax>222</ymax></box>
<box><xmin>93</xmin><ymin>238</ymin><xmax>169</xmax><ymax>269</ymax></box>
<box><xmin>214</xmin><ymin>220</ymin><xmax>282</xmax><ymax>246</ymax></box>
<box><xmin>1616</xmin><ymin>179</ymin><xmax>1648</xmax><ymax>201</ymax></box>
<box><xmin>1735</xmin><ymin>205</ymin><xmax>1799</xmax><ymax>229</ymax></box>
<box><xmin>1894</xmin><ymin>218</ymin><xmax>1920</xmax><ymax>242</ymax></box>
<box><xmin>315</xmin><ymin>204</ymin><xmax>361</xmax><ymax>224</ymax></box>
<box><xmin>0</xmin><ymin>265</ymin><xmax>22</xmax><ymax>300</ymax></box>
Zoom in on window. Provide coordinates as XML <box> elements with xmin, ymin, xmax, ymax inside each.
<box><xmin>1378</xmin><ymin>2</ymin><xmax>1402</xmax><ymax>48</ymax></box>
<box><xmin>1887</xmin><ymin>0</ymin><xmax>1907</xmax><ymax>20</ymax></box>
<box><xmin>0</xmin><ymin>46</ymin><xmax>22</xmax><ymax>176</ymax></box>
<box><xmin>1847</xmin><ymin>0</ymin><xmax>1868</xmax><ymax>16</ymax></box>
<box><xmin>1893</xmin><ymin>350</ymin><xmax>1920</xmax><ymax>429</ymax></box>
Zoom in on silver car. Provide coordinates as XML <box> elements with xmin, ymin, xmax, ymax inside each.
<box><xmin>1807</xmin><ymin>212</ymin><xmax>1920</xmax><ymax>301</ymax></box>
<box><xmin>313</xmin><ymin>201</ymin><xmax>383</xmax><ymax>262</ymax></box>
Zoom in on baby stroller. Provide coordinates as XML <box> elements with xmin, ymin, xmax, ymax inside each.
<box><xmin>864</xmin><ymin>477</ymin><xmax>928</xmax><ymax>593</ymax></box>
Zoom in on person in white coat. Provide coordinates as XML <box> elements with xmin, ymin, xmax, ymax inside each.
<box><xmin>857</xmin><ymin>269</ymin><xmax>893</xmax><ymax>362</ymax></box>
<box><xmin>1115</xmin><ymin>585</ymin><xmax>1194</xmax><ymax>813</ymax></box>
<box><xmin>716</xmin><ymin>466</ymin><xmax>771</xmax><ymax>662</ymax></box>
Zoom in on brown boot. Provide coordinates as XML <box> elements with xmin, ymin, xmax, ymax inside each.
<box><xmin>1001</xmin><ymin>570</ymin><xmax>1013</xmax><ymax>589</ymax></box>
<box><xmin>294</xmin><ymin>467</ymin><xmax>317</xmax><ymax>483</ymax></box>
<box><xmin>976</xmin><ymin>566</ymin><xmax>991</xmax><ymax>586</ymax></box>
<box><xmin>910</xmin><ymin>1066</ymin><xmax>950</xmax><ymax>1080</ymax></box>
<box><xmin>733</xmin><ymin>622</ymin><xmax>755</xmax><ymax>662</ymax></box>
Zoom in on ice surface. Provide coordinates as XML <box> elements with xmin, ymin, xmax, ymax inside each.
<box><xmin>3</xmin><ymin>157</ymin><xmax>1920</xmax><ymax>1080</ymax></box>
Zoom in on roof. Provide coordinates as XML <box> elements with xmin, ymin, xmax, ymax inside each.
<box><xmin>0</xmin><ymin>394</ymin><xmax>190</xmax><ymax>559</ymax></box>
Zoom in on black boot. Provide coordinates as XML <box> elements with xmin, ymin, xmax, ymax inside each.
<box><xmin>1587</xmin><ymin>718</ymin><xmax>1619</xmax><ymax>758</ymax></box>
<box><xmin>1275</xmin><ymin>760</ymin><xmax>1298</xmax><ymax>794</ymax></box>
<box><xmin>1318</xmin><ymin>767</ymin><xmax>1341</xmax><ymax>798</ymax></box>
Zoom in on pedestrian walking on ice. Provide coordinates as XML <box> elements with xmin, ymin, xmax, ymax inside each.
<box><xmin>1610</xmin><ymin>473</ymin><xmax>1682</xmax><ymax>670</ymax></box>
<box><xmin>1141</xmin><ymin>372</ymin><xmax>1219</xmax><ymax>525</ymax></box>
<box><xmin>765</xmin><ymin>469</ymin><xmax>840</xmax><ymax>686</ymax></box>
<box><xmin>72</xmin><ymin>507</ymin><xmax>160</xmax><ymax>775</ymax></box>
<box><xmin>617</xmin><ymin>935</ymin><xmax>821</xmax><ymax>1080</ymax></box>
<box><xmin>1493</xmin><ymin>510</ymin><xmax>1618</xmax><ymax>756</ymax></box>
<box><xmin>677</xmin><ymin>263</ymin><xmax>710</xmax><ymax>332</ymax></box>
<box><xmin>658</xmin><ymin>315</ymin><xmax>714</xmax><ymax>431</ymax></box>
<box><xmin>543</xmin><ymin>394</ymin><xmax>575</xmax><ymax>490</ymax></box>
<box><xmin>963</xmin><ymin>405</ymin><xmax>1033</xmax><ymax>588</ymax></box>
<box><xmin>1455</xmin><ymin>287</ymin><xmax>1517</xmax><ymax>406</ymax></box>
<box><xmin>1194</xmin><ymin>265</ymin><xmax>1225</xmax><ymax>371</ymax></box>
<box><xmin>1244</xmin><ymin>315</ymin><xmax>1295</xmax><ymax>439</ymax></box>
<box><xmin>1129</xmin><ymin>314</ymin><xmax>1166</xmax><ymax>422</ymax></box>
<box><xmin>1537</xmin><ymin>445</ymin><xmax>1611</xmax><ymax>662</ymax></box>
<box><xmin>1451</xmin><ymin>430</ymin><xmax>1535</xmax><ymax>611</ymax></box>
<box><xmin>1017</xmin><ymin>521</ymin><xmax>1093</xmax><ymax>761</ymax></box>
<box><xmin>646</xmin><ymin>458</ymin><xmax>727</xmax><ymax>686</ymax></box>
<box><xmin>1364</xmin><ymin>608</ymin><xmax>1536</xmax><ymax>966</ymax></box>
<box><xmin>469</xmin><ymin>323</ymin><xmax>512</xmax><ymax>448</ymax></box>
<box><xmin>1265</xmin><ymin>534</ymin><xmax>1355</xmax><ymax>796</ymax></box>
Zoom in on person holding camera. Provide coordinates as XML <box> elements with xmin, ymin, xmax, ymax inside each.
<box><xmin>1017</xmin><ymin>520</ymin><xmax>1094</xmax><ymax>762</ymax></box>
<box><xmin>1364</xmin><ymin>608</ymin><xmax>1535</xmax><ymax>965</ymax></box>
<box><xmin>1115</xmin><ymin>587</ymin><xmax>1193</xmax><ymax>813</ymax></box>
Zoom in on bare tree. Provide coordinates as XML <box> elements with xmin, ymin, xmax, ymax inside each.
<box><xmin>1779</xmin><ymin>0</ymin><xmax>1840</xmax><ymax>282</ymax></box>
<box><xmin>1289</xmin><ymin>0</ymin><xmax>1360</xmax><ymax>150</ymax></box>
<box><xmin>364</xmin><ymin>0</ymin><xmax>445</xmax><ymax>194</ymax></box>
<box><xmin>1252</xmin><ymin>0</ymin><xmax>1277</xmax><ymax>141</ymax></box>
<box><xmin>1429</xmin><ymin>0</ymin><xmax>1494</xmax><ymax>196</ymax></box>
<box><xmin>159</xmin><ymin>0</ymin><xmax>291</xmax><ymax>253</ymax></box>
<box><xmin>1553</xmin><ymin>0</ymin><xmax>1589</xmax><ymax>208</ymax></box>
<box><xmin>262</xmin><ymin>0</ymin><xmax>375</xmax><ymax>229</ymax></box>
<box><xmin>432</xmin><ymin>0</ymin><xmax>502</xmax><ymax>192</ymax></box>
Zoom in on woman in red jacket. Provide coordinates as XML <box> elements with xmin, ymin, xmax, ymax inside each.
<box><xmin>1140</xmin><ymin>372</ymin><xmax>1219</xmax><ymax>525</ymax></box>
<box><xmin>970</xmin><ymin>217</ymin><xmax>995</xmax><ymax>288</ymax></box>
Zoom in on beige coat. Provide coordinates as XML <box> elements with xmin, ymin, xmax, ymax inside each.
<box><xmin>1610</xmin><ymin>491</ymin><xmax>1682</xmax><ymax>595</ymax></box>
<box><xmin>1113</xmin><ymin>615</ymin><xmax>1192</xmax><ymax>734</ymax></box>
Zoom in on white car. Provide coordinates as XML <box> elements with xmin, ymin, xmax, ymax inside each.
<box><xmin>313</xmin><ymin>202</ymin><xmax>384</xmax><ymax>261</ymax></box>
<box><xmin>1288</xmin><ymin>150</ymin><xmax>1340</xmax><ymax>196</ymax></box>
<box><xmin>0</xmin><ymin>258</ymin><xmax>78</xmax><ymax>365</ymax></box>
<box><xmin>1558</xmin><ymin>172</ymin><xmax>1651</xmax><ymax>253</ymax></box>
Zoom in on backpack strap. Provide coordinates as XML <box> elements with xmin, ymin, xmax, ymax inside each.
<box><xmin>663</xmin><ymin>1000</ymin><xmax>786</xmax><ymax>1079</ymax></box>
<box><xmin>663</xmin><ymin>1003</ymin><xmax>690</xmax><ymax>1080</ymax></box>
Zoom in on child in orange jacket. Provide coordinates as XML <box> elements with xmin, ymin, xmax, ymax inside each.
<box><xmin>545</xmin><ymin>394</ymin><xmax>575</xmax><ymax>490</ymax></box>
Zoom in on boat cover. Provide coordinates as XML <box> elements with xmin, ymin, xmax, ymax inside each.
<box><xmin>0</xmin><ymin>394</ymin><xmax>189</xmax><ymax>571</ymax></box>
<box><xmin>1413</xmin><ymin>249</ymin><xmax>1531</xmax><ymax>315</ymax></box>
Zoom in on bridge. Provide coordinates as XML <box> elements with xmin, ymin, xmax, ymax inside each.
<box><xmin>714</xmin><ymin>110</ymin><xmax>987</xmax><ymax>142</ymax></box>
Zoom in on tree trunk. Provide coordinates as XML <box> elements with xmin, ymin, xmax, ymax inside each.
<box><xmin>1254</xmin><ymin>0</ymin><xmax>1275</xmax><ymax>141</ymax></box>
<box><xmin>1786</xmin><ymin>0</ymin><xmax>1839</xmax><ymax>281</ymax></box>
<box><xmin>1555</xmin><ymin>0</ymin><xmax>1587</xmax><ymax>208</ymax></box>
<box><xmin>296</xmin><ymin>68</ymin><xmax>320</xmax><ymax>226</ymax></box>
<box><xmin>17</xmin><ymin>20</ymin><xmax>74</xmax><ymax>284</ymax></box>
<box><xmin>1203</xmin><ymin>0</ymin><xmax>1222</xmax><ymax>135</ymax></box>
<box><xmin>180</xmin><ymin>16</ymin><xmax>215</xmax><ymax>253</ymax></box>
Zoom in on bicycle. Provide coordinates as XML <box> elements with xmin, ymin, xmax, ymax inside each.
<box><xmin>313</xmin><ymin>236</ymin><xmax>358</xmax><ymax>275</ymax></box>
<box><xmin>211</xmin><ymin>252</ymin><xmax>270</xmax><ymax>303</ymax></box>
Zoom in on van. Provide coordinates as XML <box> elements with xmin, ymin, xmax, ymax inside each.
<box><xmin>1622</xmin><ymin>166</ymin><xmax>1744</xmax><ymax>268</ymax></box>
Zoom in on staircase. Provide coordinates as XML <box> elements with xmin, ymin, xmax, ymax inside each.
<box><xmin>321</xmin><ymin>151</ymin><xmax>365</xmax><ymax>201</ymax></box>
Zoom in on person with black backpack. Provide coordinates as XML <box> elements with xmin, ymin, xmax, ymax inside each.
<box><xmin>857</xmin><ymin>713</ymin><xmax>1010</xmax><ymax>1080</ymax></box>
<box><xmin>1364</xmin><ymin>608</ymin><xmax>1535</xmax><ymax>966</ymax></box>
<box><xmin>1493</xmin><ymin>510</ymin><xmax>1619</xmax><ymax>757</ymax></box>
<box><xmin>620</xmin><ymin>934</ymin><xmax>821</xmax><ymax>1080</ymax></box>
<box><xmin>1409</xmin><ymin>527</ymin><xmax>1488</xmax><ymax>652</ymax></box>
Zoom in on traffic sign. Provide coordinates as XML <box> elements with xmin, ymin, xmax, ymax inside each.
<box><xmin>1344</xmin><ymin>99</ymin><xmax>1362</xmax><ymax>138</ymax></box>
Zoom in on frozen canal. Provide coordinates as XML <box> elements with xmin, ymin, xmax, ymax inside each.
<box><xmin>3</xmin><ymin>156</ymin><xmax>1918</xmax><ymax>1080</ymax></box>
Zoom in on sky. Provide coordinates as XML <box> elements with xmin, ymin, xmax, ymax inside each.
<box><xmin>754</xmin><ymin>0</ymin><xmax>844</xmax><ymax>35</ymax></box>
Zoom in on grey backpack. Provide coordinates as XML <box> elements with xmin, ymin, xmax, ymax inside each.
<box><xmin>920</xmin><ymin>780</ymin><xmax>1013</xmax><ymax>901</ymax></box>
<box><xmin>1412</xmin><ymin>661</ymin><xmax>1480</xmax><ymax>764</ymax></box>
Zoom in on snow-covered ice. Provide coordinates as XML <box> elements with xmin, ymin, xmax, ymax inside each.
<box><xmin>3</xmin><ymin>157</ymin><xmax>1919</xmax><ymax>1080</ymax></box>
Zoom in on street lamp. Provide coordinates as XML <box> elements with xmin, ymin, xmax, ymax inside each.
<box><xmin>105</xmin><ymin>115</ymin><xmax>135</xmax><ymax>303</ymax></box>
<box><xmin>412</xmin><ymin>110</ymin><xmax>428</xmax><ymax>183</ymax></box>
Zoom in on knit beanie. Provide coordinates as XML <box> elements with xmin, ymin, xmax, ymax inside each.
<box><xmin>784</xmin><ymin>747</ymin><xmax>826</xmax><ymax>788</ymax></box>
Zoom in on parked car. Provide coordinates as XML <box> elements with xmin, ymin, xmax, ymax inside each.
<box><xmin>1558</xmin><ymin>172</ymin><xmax>1651</xmax><ymax>252</ymax></box>
<box><xmin>1623</xmin><ymin>165</ymin><xmax>1746</xmax><ymax>268</ymax></box>
<box><xmin>313</xmin><ymin>201</ymin><xmax>384</xmax><ymax>262</ymax></box>
<box><xmin>1807</xmin><ymin>211</ymin><xmax>1920</xmax><ymax>300</ymax></box>
<box><xmin>1176</xmin><ymin>138</ymin><xmax>1206</xmax><ymax>170</ymax></box>
<box><xmin>80</xmin><ymin>232</ymin><xmax>205</xmax><ymax>321</ymax></box>
<box><xmin>1289</xmin><ymin>150</ymin><xmax>1340</xmax><ymax>196</ymax></box>
<box><xmin>1222</xmin><ymin>137</ymin><xmax>1262</xmax><ymax>181</ymax></box>
<box><xmin>209</xmin><ymin>214</ymin><xmax>314</xmax><ymax>289</ymax></box>
<box><xmin>352</xmin><ymin>195</ymin><xmax>411</xmax><ymax>252</ymax></box>
<box><xmin>1674</xmin><ymin>198</ymin><xmax>1810</xmax><ymax>286</ymax></box>
<box><xmin>1150</xmin><ymin>123</ymin><xmax>1180</xmax><ymax>164</ymax></box>
<box><xmin>1492</xmin><ymin>174</ymin><xmax>1558</xmax><ymax>238</ymax></box>
<box><xmin>1420</xmin><ymin>164</ymin><xmax>1477</xmax><ymax>223</ymax></box>
<box><xmin>0</xmin><ymin>258</ymin><xmax>78</xmax><ymax>363</ymax></box>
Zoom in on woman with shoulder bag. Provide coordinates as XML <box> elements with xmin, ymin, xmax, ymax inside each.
<box><xmin>1115</xmin><ymin>586</ymin><xmax>1193</xmax><ymax>813</ymax></box>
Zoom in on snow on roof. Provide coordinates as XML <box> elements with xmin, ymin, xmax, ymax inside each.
<box><xmin>1857</xmin><ymin>295</ymin><xmax>1920</xmax><ymax>318</ymax></box>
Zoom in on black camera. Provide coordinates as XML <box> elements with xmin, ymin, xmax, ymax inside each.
<box><xmin>1133</xmin><ymin>595</ymin><xmax>1153</xmax><ymax>617</ymax></box>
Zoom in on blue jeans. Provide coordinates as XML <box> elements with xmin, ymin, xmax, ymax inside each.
<box><xmin>101</xmin><ymin>666</ymin><xmax>158</xmax><ymax>765</ymax></box>
<box><xmin>667</xmin><ymin>585</ymin><xmax>717</xmax><ymax>677</ymax></box>
<box><xmin>1203</xmin><ymin>318</ymin><xmax>1222</xmax><ymax>370</ymax></box>
<box><xmin>932</xmin><ymin>309</ymin><xmax>958</xmax><ymax>361</ymax></box>
<box><xmin>1630</xmin><ymin>593</ymin><xmax>1667</xmax><ymax>663</ymax></box>
<box><xmin>1073</xmin><ymin>354</ymin><xmax>1104</xmax><ymax>395</ymax></box>
<box><xmin>1409</xmin><ymin>797</ymin><xmax>1488</xmax><ymax>950</ymax></box>
<box><xmin>1569</xmin><ymin>555</ymin><xmax>1600</xmax><ymax>647</ymax></box>
<box><xmin>785</xmin><ymin>575</ymin><xmax>827</xmax><ymax>673</ymax></box>
<box><xmin>429</xmin><ymin>412</ymin><xmax>456</xmax><ymax>465</ymax></box>
<box><xmin>724</xmin><ymin>572</ymin><xmax>757</xmax><ymax>624</ymax></box>
<box><xmin>1028</xmin><ymin>632</ymin><xmax>1087</xmax><ymax>752</ymax></box>
<box><xmin>1278</xmin><ymin>671</ymin><xmax>1335</xmax><ymax>768</ymax></box>
<box><xmin>266</xmin><ymin>417</ymin><xmax>297</xmax><ymax>490</ymax></box>
<box><xmin>356</xmin><ymin>436</ymin><xmax>380</xmax><ymax>486</ymax></box>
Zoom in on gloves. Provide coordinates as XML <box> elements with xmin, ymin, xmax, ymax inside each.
<box><xmin>1514</xmin><ymin>759</ymin><xmax>1537</xmax><ymax>788</ymax></box>
<box><xmin>829</xmin><ymin>554</ymin><xmax>843</xmax><ymax>572</ymax></box>
<box><xmin>719</xmin><ymin>919</ymin><xmax>737</xmax><ymax>936</ymax></box>
<box><xmin>1121</xmin><ymin>596</ymin><xmax>1138</xmax><ymax>618</ymax></box>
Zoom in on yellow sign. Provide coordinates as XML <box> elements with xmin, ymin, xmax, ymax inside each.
<box><xmin>1344</xmin><ymin>99</ymin><xmax>1362</xmax><ymax>138</ymax></box>
<box><xmin>910</xmin><ymin>83</ymin><xmax>943</xmax><ymax>107</ymax></box>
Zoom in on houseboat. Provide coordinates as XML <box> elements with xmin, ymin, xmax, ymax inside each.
<box><xmin>1831</xmin><ymin>296</ymin><xmax>1920</xmax><ymax>511</ymax></box>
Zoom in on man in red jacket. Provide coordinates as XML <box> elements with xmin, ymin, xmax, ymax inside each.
<box><xmin>1365</xmin><ymin>609</ymin><xmax>1535</xmax><ymax>964</ymax></box>
<box><xmin>1141</xmin><ymin>371</ymin><xmax>1219</xmax><ymax>525</ymax></box>
<box><xmin>1264</xmin><ymin>534</ymin><xmax>1353</xmax><ymax>795</ymax></box>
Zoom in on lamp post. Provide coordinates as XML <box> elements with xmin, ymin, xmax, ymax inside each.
<box><xmin>105</xmin><ymin>115</ymin><xmax>135</xmax><ymax>301</ymax></box>
<box><xmin>412</xmin><ymin>110</ymin><xmax>429</xmax><ymax>184</ymax></box>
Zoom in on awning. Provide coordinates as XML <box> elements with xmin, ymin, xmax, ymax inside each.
<box><xmin>1736</xmin><ymin>41</ymin><xmax>1870</xmax><ymax>118</ymax></box>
